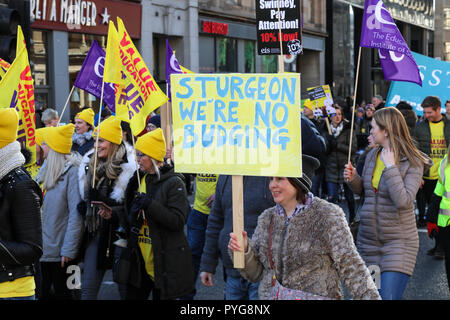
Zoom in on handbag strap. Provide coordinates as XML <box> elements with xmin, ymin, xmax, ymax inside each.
<box><xmin>268</xmin><ymin>215</ymin><xmax>276</xmax><ymax>286</ymax></box>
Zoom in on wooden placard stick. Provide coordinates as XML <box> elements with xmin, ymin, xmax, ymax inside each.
<box><xmin>232</xmin><ymin>175</ymin><xmax>245</xmax><ymax>269</ymax></box>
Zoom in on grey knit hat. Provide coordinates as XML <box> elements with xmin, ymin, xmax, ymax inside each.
<box><xmin>291</xmin><ymin>155</ymin><xmax>320</xmax><ymax>193</ymax></box>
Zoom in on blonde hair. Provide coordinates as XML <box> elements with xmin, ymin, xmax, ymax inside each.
<box><xmin>89</xmin><ymin>142</ymin><xmax>126</xmax><ymax>184</ymax></box>
<box><xmin>373</xmin><ymin>107</ymin><xmax>428</xmax><ymax>168</ymax></box>
<box><xmin>42</xmin><ymin>150</ymin><xmax>80</xmax><ymax>190</ymax></box>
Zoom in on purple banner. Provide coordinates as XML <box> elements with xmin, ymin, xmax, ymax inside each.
<box><xmin>166</xmin><ymin>39</ymin><xmax>183</xmax><ymax>101</ymax></box>
<box><xmin>360</xmin><ymin>0</ymin><xmax>422</xmax><ymax>86</ymax></box>
<box><xmin>74</xmin><ymin>40</ymin><xmax>116</xmax><ymax>111</ymax></box>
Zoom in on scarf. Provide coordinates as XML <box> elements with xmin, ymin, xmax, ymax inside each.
<box><xmin>275</xmin><ymin>192</ymin><xmax>314</xmax><ymax>222</ymax></box>
<box><xmin>0</xmin><ymin>141</ymin><xmax>26</xmax><ymax>181</ymax></box>
<box><xmin>331</xmin><ymin>121</ymin><xmax>344</xmax><ymax>138</ymax></box>
<box><xmin>72</xmin><ymin>130</ymin><xmax>93</xmax><ymax>147</ymax></box>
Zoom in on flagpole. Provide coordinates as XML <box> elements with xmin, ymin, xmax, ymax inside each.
<box><xmin>130</xmin><ymin>133</ymin><xmax>146</xmax><ymax>220</ymax></box>
<box><xmin>347</xmin><ymin>46</ymin><xmax>362</xmax><ymax>166</ymax></box>
<box><xmin>92</xmin><ymin>80</ymin><xmax>105</xmax><ymax>189</ymax></box>
<box><xmin>277</xmin><ymin>0</ymin><xmax>285</xmax><ymax>72</ymax></box>
<box><xmin>57</xmin><ymin>86</ymin><xmax>75</xmax><ymax>126</ymax></box>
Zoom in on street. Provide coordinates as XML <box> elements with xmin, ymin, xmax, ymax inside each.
<box><xmin>96</xmin><ymin>196</ymin><xmax>450</xmax><ymax>300</ymax></box>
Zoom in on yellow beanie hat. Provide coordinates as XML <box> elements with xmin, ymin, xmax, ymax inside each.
<box><xmin>0</xmin><ymin>108</ymin><xmax>19</xmax><ymax>148</ymax></box>
<box><xmin>43</xmin><ymin>123</ymin><xmax>75</xmax><ymax>154</ymax></box>
<box><xmin>94</xmin><ymin>116</ymin><xmax>122</xmax><ymax>145</ymax></box>
<box><xmin>35</xmin><ymin>127</ymin><xmax>52</xmax><ymax>146</ymax></box>
<box><xmin>135</xmin><ymin>128</ymin><xmax>166</xmax><ymax>162</ymax></box>
<box><xmin>75</xmin><ymin>108</ymin><xmax>95</xmax><ymax>127</ymax></box>
<box><xmin>303</xmin><ymin>99</ymin><xmax>313</xmax><ymax>111</ymax></box>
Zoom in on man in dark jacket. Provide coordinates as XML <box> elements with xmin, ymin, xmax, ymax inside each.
<box><xmin>414</xmin><ymin>96</ymin><xmax>450</xmax><ymax>258</ymax></box>
<box><xmin>199</xmin><ymin>117</ymin><xmax>327</xmax><ymax>299</ymax></box>
<box><xmin>0</xmin><ymin>109</ymin><xmax>43</xmax><ymax>300</ymax></box>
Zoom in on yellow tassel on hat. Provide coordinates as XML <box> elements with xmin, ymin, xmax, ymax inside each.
<box><xmin>94</xmin><ymin>116</ymin><xmax>123</xmax><ymax>145</ymax></box>
<box><xmin>75</xmin><ymin>108</ymin><xmax>95</xmax><ymax>127</ymax></box>
<box><xmin>135</xmin><ymin>128</ymin><xmax>166</xmax><ymax>162</ymax></box>
<box><xmin>0</xmin><ymin>108</ymin><xmax>19</xmax><ymax>149</ymax></box>
<box><xmin>43</xmin><ymin>123</ymin><xmax>75</xmax><ymax>154</ymax></box>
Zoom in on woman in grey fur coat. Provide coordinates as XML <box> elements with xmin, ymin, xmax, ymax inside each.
<box><xmin>228</xmin><ymin>155</ymin><xmax>380</xmax><ymax>300</ymax></box>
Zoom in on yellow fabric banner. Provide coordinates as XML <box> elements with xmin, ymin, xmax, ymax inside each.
<box><xmin>171</xmin><ymin>73</ymin><xmax>302</xmax><ymax>177</ymax></box>
<box><xmin>0</xmin><ymin>58</ymin><xmax>10</xmax><ymax>78</ymax></box>
<box><xmin>114</xmin><ymin>17</ymin><xmax>168</xmax><ymax>136</ymax></box>
<box><xmin>103</xmin><ymin>21</ymin><xmax>124</xmax><ymax>85</ymax></box>
<box><xmin>0</xmin><ymin>26</ymin><xmax>36</xmax><ymax>166</ymax></box>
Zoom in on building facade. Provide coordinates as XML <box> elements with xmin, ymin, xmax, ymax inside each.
<box><xmin>144</xmin><ymin>0</ymin><xmax>327</xmax><ymax>99</ymax></box>
<box><xmin>327</xmin><ymin>0</ymin><xmax>435</xmax><ymax>105</ymax></box>
<box><xmin>434</xmin><ymin>0</ymin><xmax>450</xmax><ymax>62</ymax></box>
<box><xmin>30</xmin><ymin>0</ymin><xmax>142</xmax><ymax>123</ymax></box>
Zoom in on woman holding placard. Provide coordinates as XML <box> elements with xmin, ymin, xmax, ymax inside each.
<box><xmin>344</xmin><ymin>107</ymin><xmax>431</xmax><ymax>300</ymax></box>
<box><xmin>228</xmin><ymin>155</ymin><xmax>380</xmax><ymax>300</ymax></box>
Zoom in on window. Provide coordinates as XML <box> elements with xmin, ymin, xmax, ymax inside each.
<box><xmin>445</xmin><ymin>8</ymin><xmax>450</xmax><ymax>30</ymax></box>
<box><xmin>261</xmin><ymin>55</ymin><xmax>277</xmax><ymax>73</ymax></box>
<box><xmin>244</xmin><ymin>41</ymin><xmax>255</xmax><ymax>73</ymax></box>
<box><xmin>68</xmin><ymin>33</ymin><xmax>106</xmax><ymax>120</ymax></box>
<box><xmin>217</xmin><ymin>38</ymin><xmax>237</xmax><ymax>72</ymax></box>
<box><xmin>30</xmin><ymin>30</ymin><xmax>50</xmax><ymax>113</ymax></box>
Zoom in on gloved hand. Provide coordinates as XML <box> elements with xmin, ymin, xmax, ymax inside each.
<box><xmin>427</xmin><ymin>222</ymin><xmax>439</xmax><ymax>239</ymax></box>
<box><xmin>135</xmin><ymin>193</ymin><xmax>152</xmax><ymax>210</ymax></box>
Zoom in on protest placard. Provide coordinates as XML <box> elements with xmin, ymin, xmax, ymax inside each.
<box><xmin>256</xmin><ymin>0</ymin><xmax>303</xmax><ymax>56</ymax></box>
<box><xmin>171</xmin><ymin>73</ymin><xmax>302</xmax><ymax>178</ymax></box>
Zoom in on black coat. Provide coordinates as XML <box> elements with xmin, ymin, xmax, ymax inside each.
<box><xmin>323</xmin><ymin>120</ymin><xmax>357</xmax><ymax>184</ymax></box>
<box><xmin>0</xmin><ymin>167</ymin><xmax>43</xmax><ymax>281</ymax></box>
<box><xmin>124</xmin><ymin>165</ymin><xmax>194</xmax><ymax>300</ymax></box>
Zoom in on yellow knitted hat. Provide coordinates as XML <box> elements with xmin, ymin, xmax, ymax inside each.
<box><xmin>35</xmin><ymin>127</ymin><xmax>51</xmax><ymax>146</ymax></box>
<box><xmin>94</xmin><ymin>116</ymin><xmax>123</xmax><ymax>145</ymax></box>
<box><xmin>43</xmin><ymin>123</ymin><xmax>75</xmax><ymax>154</ymax></box>
<box><xmin>0</xmin><ymin>108</ymin><xmax>19</xmax><ymax>148</ymax></box>
<box><xmin>75</xmin><ymin>108</ymin><xmax>95</xmax><ymax>127</ymax></box>
<box><xmin>303</xmin><ymin>99</ymin><xmax>313</xmax><ymax>111</ymax></box>
<box><xmin>135</xmin><ymin>128</ymin><xmax>166</xmax><ymax>162</ymax></box>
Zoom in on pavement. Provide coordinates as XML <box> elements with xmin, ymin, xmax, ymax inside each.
<box><xmin>96</xmin><ymin>194</ymin><xmax>450</xmax><ymax>300</ymax></box>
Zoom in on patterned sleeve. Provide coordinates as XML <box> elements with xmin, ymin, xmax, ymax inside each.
<box><xmin>324</xmin><ymin>205</ymin><xmax>381</xmax><ymax>300</ymax></box>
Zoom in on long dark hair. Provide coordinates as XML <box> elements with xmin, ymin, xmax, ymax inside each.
<box><xmin>287</xmin><ymin>178</ymin><xmax>307</xmax><ymax>204</ymax></box>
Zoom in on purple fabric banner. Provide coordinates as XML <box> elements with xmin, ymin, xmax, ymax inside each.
<box><xmin>360</xmin><ymin>0</ymin><xmax>422</xmax><ymax>86</ymax></box>
<box><xmin>165</xmin><ymin>39</ymin><xmax>183</xmax><ymax>101</ymax></box>
<box><xmin>74</xmin><ymin>40</ymin><xmax>116</xmax><ymax>111</ymax></box>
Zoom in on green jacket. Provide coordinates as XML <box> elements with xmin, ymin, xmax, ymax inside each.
<box><xmin>434</xmin><ymin>156</ymin><xmax>450</xmax><ymax>227</ymax></box>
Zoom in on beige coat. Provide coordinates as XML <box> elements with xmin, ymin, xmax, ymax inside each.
<box><xmin>348</xmin><ymin>146</ymin><xmax>431</xmax><ymax>276</ymax></box>
<box><xmin>231</xmin><ymin>198</ymin><xmax>380</xmax><ymax>300</ymax></box>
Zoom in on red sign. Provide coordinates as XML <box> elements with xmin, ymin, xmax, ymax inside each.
<box><xmin>31</xmin><ymin>0</ymin><xmax>142</xmax><ymax>39</ymax></box>
<box><xmin>201</xmin><ymin>20</ymin><xmax>229</xmax><ymax>36</ymax></box>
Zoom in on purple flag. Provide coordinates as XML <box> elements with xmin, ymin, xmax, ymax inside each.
<box><xmin>74</xmin><ymin>40</ymin><xmax>116</xmax><ymax>112</ymax></box>
<box><xmin>166</xmin><ymin>39</ymin><xmax>184</xmax><ymax>101</ymax></box>
<box><xmin>360</xmin><ymin>0</ymin><xmax>422</xmax><ymax>86</ymax></box>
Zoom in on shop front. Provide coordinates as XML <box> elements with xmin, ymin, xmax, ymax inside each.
<box><xmin>30</xmin><ymin>0</ymin><xmax>142</xmax><ymax>123</ymax></box>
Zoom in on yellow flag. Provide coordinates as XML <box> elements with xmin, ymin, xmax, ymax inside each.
<box><xmin>104</xmin><ymin>21</ymin><xmax>123</xmax><ymax>84</ymax></box>
<box><xmin>180</xmin><ymin>65</ymin><xmax>193</xmax><ymax>74</ymax></box>
<box><xmin>0</xmin><ymin>27</ymin><xmax>36</xmax><ymax>166</ymax></box>
<box><xmin>0</xmin><ymin>58</ymin><xmax>10</xmax><ymax>78</ymax></box>
<box><xmin>115</xmin><ymin>17</ymin><xmax>168</xmax><ymax>135</ymax></box>
<box><xmin>16</xmin><ymin>25</ymin><xmax>26</xmax><ymax>54</ymax></box>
